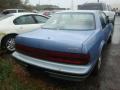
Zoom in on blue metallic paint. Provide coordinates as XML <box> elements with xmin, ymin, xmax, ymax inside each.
<box><xmin>13</xmin><ymin>11</ymin><xmax>113</xmax><ymax>80</ymax></box>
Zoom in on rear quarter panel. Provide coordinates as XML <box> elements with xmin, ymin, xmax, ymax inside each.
<box><xmin>82</xmin><ymin>13</ymin><xmax>113</xmax><ymax>67</ymax></box>
<box><xmin>83</xmin><ymin>30</ymin><xmax>105</xmax><ymax>65</ymax></box>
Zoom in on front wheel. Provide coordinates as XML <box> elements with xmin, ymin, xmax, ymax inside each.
<box><xmin>1</xmin><ymin>35</ymin><xmax>16</xmax><ymax>53</ymax></box>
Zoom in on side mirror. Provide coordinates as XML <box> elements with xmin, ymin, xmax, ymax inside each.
<box><xmin>106</xmin><ymin>16</ymin><xmax>110</xmax><ymax>23</ymax></box>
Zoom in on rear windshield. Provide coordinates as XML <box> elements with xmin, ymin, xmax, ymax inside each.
<box><xmin>42</xmin><ymin>12</ymin><xmax>96</xmax><ymax>30</ymax></box>
<box><xmin>79</xmin><ymin>4</ymin><xmax>103</xmax><ymax>10</ymax></box>
<box><xmin>0</xmin><ymin>15</ymin><xmax>13</xmax><ymax>21</ymax></box>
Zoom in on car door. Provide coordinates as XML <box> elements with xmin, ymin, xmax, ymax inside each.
<box><xmin>100</xmin><ymin>12</ymin><xmax>111</xmax><ymax>42</ymax></box>
<box><xmin>13</xmin><ymin>15</ymin><xmax>44</xmax><ymax>34</ymax></box>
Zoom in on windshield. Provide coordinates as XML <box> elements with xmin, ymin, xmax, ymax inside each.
<box><xmin>42</xmin><ymin>12</ymin><xmax>96</xmax><ymax>30</ymax></box>
<box><xmin>0</xmin><ymin>15</ymin><xmax>13</xmax><ymax>21</ymax></box>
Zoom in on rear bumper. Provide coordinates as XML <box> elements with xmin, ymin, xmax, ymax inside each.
<box><xmin>12</xmin><ymin>52</ymin><xmax>94</xmax><ymax>81</ymax></box>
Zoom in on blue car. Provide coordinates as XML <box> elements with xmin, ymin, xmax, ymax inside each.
<box><xmin>13</xmin><ymin>10</ymin><xmax>113</xmax><ymax>81</ymax></box>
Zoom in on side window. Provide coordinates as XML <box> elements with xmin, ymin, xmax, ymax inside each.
<box><xmin>2</xmin><ymin>11</ymin><xmax>10</xmax><ymax>15</ymax></box>
<box><xmin>18</xmin><ymin>10</ymin><xmax>24</xmax><ymax>12</ymax></box>
<box><xmin>18</xmin><ymin>10</ymin><xmax>26</xmax><ymax>12</ymax></box>
<box><xmin>34</xmin><ymin>15</ymin><xmax>48</xmax><ymax>23</ymax></box>
<box><xmin>2</xmin><ymin>10</ymin><xmax>16</xmax><ymax>14</ymax></box>
<box><xmin>100</xmin><ymin>13</ymin><xmax>107</xmax><ymax>28</ymax></box>
<box><xmin>9</xmin><ymin>10</ymin><xmax>16</xmax><ymax>13</ymax></box>
<box><xmin>14</xmin><ymin>15</ymin><xmax>36</xmax><ymax>25</ymax></box>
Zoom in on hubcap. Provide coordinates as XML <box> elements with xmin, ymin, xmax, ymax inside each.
<box><xmin>6</xmin><ymin>38</ymin><xmax>15</xmax><ymax>51</ymax></box>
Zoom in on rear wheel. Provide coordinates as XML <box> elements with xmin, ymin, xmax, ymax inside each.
<box><xmin>1</xmin><ymin>35</ymin><xmax>16</xmax><ymax>53</ymax></box>
<box><xmin>92</xmin><ymin>54</ymin><xmax>102</xmax><ymax>75</ymax></box>
<box><xmin>108</xmin><ymin>35</ymin><xmax>112</xmax><ymax>44</ymax></box>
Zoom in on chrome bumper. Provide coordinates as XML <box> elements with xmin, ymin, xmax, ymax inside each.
<box><xmin>12</xmin><ymin>52</ymin><xmax>93</xmax><ymax>80</ymax></box>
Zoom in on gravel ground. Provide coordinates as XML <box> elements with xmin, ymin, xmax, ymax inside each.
<box><xmin>0</xmin><ymin>16</ymin><xmax>120</xmax><ymax>90</ymax></box>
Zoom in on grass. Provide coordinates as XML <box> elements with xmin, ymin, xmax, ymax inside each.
<box><xmin>0</xmin><ymin>58</ymin><xmax>27</xmax><ymax>90</ymax></box>
<box><xmin>0</xmin><ymin>56</ymin><xmax>60</xmax><ymax>90</ymax></box>
<box><xmin>0</xmin><ymin>57</ymin><xmax>82</xmax><ymax>90</ymax></box>
<box><xmin>0</xmin><ymin>55</ymin><xmax>86</xmax><ymax>90</ymax></box>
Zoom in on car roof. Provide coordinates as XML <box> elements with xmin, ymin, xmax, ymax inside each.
<box><xmin>4</xmin><ymin>9</ymin><xmax>25</xmax><ymax>10</ymax></box>
<box><xmin>80</xmin><ymin>3</ymin><xmax>111</xmax><ymax>7</ymax></box>
<box><xmin>5</xmin><ymin>12</ymin><xmax>49</xmax><ymax>19</ymax></box>
<box><xmin>56</xmin><ymin>10</ymin><xmax>100</xmax><ymax>14</ymax></box>
<box><xmin>8</xmin><ymin>12</ymin><xmax>42</xmax><ymax>16</ymax></box>
<box><xmin>83</xmin><ymin>3</ymin><xmax>105</xmax><ymax>5</ymax></box>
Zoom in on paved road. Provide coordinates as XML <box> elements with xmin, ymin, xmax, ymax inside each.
<box><xmin>1</xmin><ymin>16</ymin><xmax>120</xmax><ymax>90</ymax></box>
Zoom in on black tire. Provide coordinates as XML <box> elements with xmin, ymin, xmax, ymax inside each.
<box><xmin>112</xmin><ymin>21</ymin><xmax>115</xmax><ymax>27</ymax></box>
<box><xmin>25</xmin><ymin>65</ymin><xmax>33</xmax><ymax>72</ymax></box>
<box><xmin>92</xmin><ymin>54</ymin><xmax>102</xmax><ymax>76</ymax></box>
<box><xmin>108</xmin><ymin>35</ymin><xmax>112</xmax><ymax>44</ymax></box>
<box><xmin>112</xmin><ymin>17</ymin><xmax>115</xmax><ymax>26</ymax></box>
<box><xmin>1</xmin><ymin>35</ymin><xmax>16</xmax><ymax>53</ymax></box>
<box><xmin>25</xmin><ymin>65</ymin><xmax>42</xmax><ymax>75</ymax></box>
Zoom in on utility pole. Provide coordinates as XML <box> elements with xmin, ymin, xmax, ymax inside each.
<box><xmin>98</xmin><ymin>0</ymin><xmax>99</xmax><ymax>3</ymax></box>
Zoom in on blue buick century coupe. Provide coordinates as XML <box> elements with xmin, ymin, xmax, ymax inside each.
<box><xmin>13</xmin><ymin>10</ymin><xmax>113</xmax><ymax>81</ymax></box>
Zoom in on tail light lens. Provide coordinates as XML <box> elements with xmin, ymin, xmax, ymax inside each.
<box><xmin>16</xmin><ymin>44</ymin><xmax>90</xmax><ymax>65</ymax></box>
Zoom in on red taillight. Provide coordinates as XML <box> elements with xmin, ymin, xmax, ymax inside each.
<box><xmin>16</xmin><ymin>44</ymin><xmax>90</xmax><ymax>65</ymax></box>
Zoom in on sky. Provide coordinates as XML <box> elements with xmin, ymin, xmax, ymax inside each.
<box><xmin>26</xmin><ymin>0</ymin><xmax>120</xmax><ymax>8</ymax></box>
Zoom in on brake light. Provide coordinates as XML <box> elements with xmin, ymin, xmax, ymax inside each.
<box><xmin>16</xmin><ymin>44</ymin><xmax>90</xmax><ymax>65</ymax></box>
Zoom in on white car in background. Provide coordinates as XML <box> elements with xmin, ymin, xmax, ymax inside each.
<box><xmin>1</xmin><ymin>9</ymin><xmax>28</xmax><ymax>15</ymax></box>
<box><xmin>0</xmin><ymin>13</ymin><xmax>48</xmax><ymax>52</ymax></box>
<box><xmin>78</xmin><ymin>3</ymin><xmax>115</xmax><ymax>25</ymax></box>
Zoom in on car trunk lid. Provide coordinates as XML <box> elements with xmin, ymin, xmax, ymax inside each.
<box><xmin>16</xmin><ymin>29</ymin><xmax>94</xmax><ymax>53</ymax></box>
<box><xmin>16</xmin><ymin>29</ymin><xmax>95</xmax><ymax>65</ymax></box>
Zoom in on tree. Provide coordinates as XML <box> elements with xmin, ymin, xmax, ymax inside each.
<box><xmin>36</xmin><ymin>4</ymin><xmax>59</xmax><ymax>10</ymax></box>
<box><xmin>0</xmin><ymin>0</ymin><xmax>22</xmax><ymax>10</ymax></box>
<box><xmin>24</xmin><ymin>0</ymin><xmax>29</xmax><ymax>5</ymax></box>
